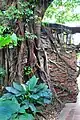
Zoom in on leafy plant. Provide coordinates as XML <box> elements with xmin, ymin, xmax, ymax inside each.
<box><xmin>2</xmin><ymin>1</ymin><xmax>34</xmax><ymax>21</ymax></box>
<box><xmin>0</xmin><ymin>97</ymin><xmax>20</xmax><ymax>120</ymax></box>
<box><xmin>0</xmin><ymin>32</ymin><xmax>17</xmax><ymax>48</ymax></box>
<box><xmin>0</xmin><ymin>75</ymin><xmax>52</xmax><ymax>120</ymax></box>
<box><xmin>43</xmin><ymin>0</ymin><xmax>80</xmax><ymax>24</ymax></box>
<box><xmin>0</xmin><ymin>35</ymin><xmax>12</xmax><ymax>48</ymax></box>
<box><xmin>24</xmin><ymin>66</ymin><xmax>33</xmax><ymax>75</ymax></box>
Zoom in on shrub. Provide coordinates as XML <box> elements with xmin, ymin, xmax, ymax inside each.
<box><xmin>0</xmin><ymin>75</ymin><xmax>52</xmax><ymax>120</ymax></box>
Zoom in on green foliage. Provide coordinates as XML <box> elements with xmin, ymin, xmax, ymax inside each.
<box><xmin>0</xmin><ymin>26</ymin><xmax>9</xmax><ymax>35</ymax></box>
<box><xmin>0</xmin><ymin>24</ymin><xmax>18</xmax><ymax>48</ymax></box>
<box><xmin>0</xmin><ymin>35</ymin><xmax>11</xmax><ymax>48</ymax></box>
<box><xmin>43</xmin><ymin>0</ymin><xmax>80</xmax><ymax>24</ymax></box>
<box><xmin>0</xmin><ymin>23</ymin><xmax>18</xmax><ymax>48</ymax></box>
<box><xmin>17</xmin><ymin>113</ymin><xmax>34</xmax><ymax>120</ymax></box>
<box><xmin>0</xmin><ymin>98</ymin><xmax>20</xmax><ymax>120</ymax></box>
<box><xmin>0</xmin><ymin>33</ymin><xmax>18</xmax><ymax>48</ymax></box>
<box><xmin>0</xmin><ymin>75</ymin><xmax>52</xmax><ymax>120</ymax></box>
<box><xmin>5</xmin><ymin>6</ymin><xmax>20</xmax><ymax>20</ymax></box>
<box><xmin>2</xmin><ymin>1</ymin><xmax>34</xmax><ymax>21</ymax></box>
<box><xmin>27</xmin><ymin>75</ymin><xmax>38</xmax><ymax>91</ymax></box>
<box><xmin>0</xmin><ymin>1</ymin><xmax>52</xmax><ymax>119</ymax></box>
<box><xmin>24</xmin><ymin>66</ymin><xmax>32</xmax><ymax>75</ymax></box>
<box><xmin>0</xmin><ymin>0</ymin><xmax>37</xmax><ymax>47</ymax></box>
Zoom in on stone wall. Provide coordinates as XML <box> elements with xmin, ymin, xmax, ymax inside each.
<box><xmin>48</xmin><ymin>51</ymin><xmax>78</xmax><ymax>102</ymax></box>
<box><xmin>40</xmin><ymin>33</ymin><xmax>78</xmax><ymax>102</ymax></box>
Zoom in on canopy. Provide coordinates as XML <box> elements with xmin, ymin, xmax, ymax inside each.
<box><xmin>42</xmin><ymin>1</ymin><xmax>80</xmax><ymax>34</ymax></box>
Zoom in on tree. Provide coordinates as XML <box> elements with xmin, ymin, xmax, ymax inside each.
<box><xmin>0</xmin><ymin>0</ymin><xmax>78</xmax><ymax>106</ymax></box>
<box><xmin>0</xmin><ymin>0</ymin><xmax>52</xmax><ymax>87</ymax></box>
<box><xmin>43</xmin><ymin>0</ymin><xmax>80</xmax><ymax>24</ymax></box>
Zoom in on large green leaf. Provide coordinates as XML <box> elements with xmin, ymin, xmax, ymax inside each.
<box><xmin>1</xmin><ymin>93</ymin><xmax>14</xmax><ymax>100</ymax></box>
<box><xmin>30</xmin><ymin>83</ymin><xmax>48</xmax><ymax>94</ymax></box>
<box><xmin>19</xmin><ymin>113</ymin><xmax>34</xmax><ymax>120</ymax></box>
<box><xmin>27</xmin><ymin>75</ymin><xmax>38</xmax><ymax>91</ymax></box>
<box><xmin>22</xmin><ymin>100</ymin><xmax>36</xmax><ymax>112</ymax></box>
<box><xmin>19</xmin><ymin>106</ymin><xmax>26</xmax><ymax>113</ymax></box>
<box><xmin>29</xmin><ymin>103</ymin><xmax>37</xmax><ymax>113</ymax></box>
<box><xmin>30</xmin><ymin>89</ymin><xmax>52</xmax><ymax>102</ymax></box>
<box><xmin>22</xmin><ymin>100</ymin><xmax>30</xmax><ymax>109</ymax></box>
<box><xmin>13</xmin><ymin>82</ymin><xmax>24</xmax><ymax>92</ymax></box>
<box><xmin>29</xmin><ymin>94</ymin><xmax>40</xmax><ymax>100</ymax></box>
<box><xmin>10</xmin><ymin>113</ymin><xmax>18</xmax><ymax>120</ymax></box>
<box><xmin>21</xmin><ymin>84</ymin><xmax>27</xmax><ymax>92</ymax></box>
<box><xmin>6</xmin><ymin>87</ymin><xmax>20</xmax><ymax>95</ymax></box>
<box><xmin>38</xmin><ymin>89</ymin><xmax>52</xmax><ymax>99</ymax></box>
<box><xmin>0</xmin><ymin>98</ymin><xmax>20</xmax><ymax>120</ymax></box>
<box><xmin>0</xmin><ymin>35</ymin><xmax>12</xmax><ymax>48</ymax></box>
<box><xmin>34</xmin><ymin>83</ymin><xmax>48</xmax><ymax>93</ymax></box>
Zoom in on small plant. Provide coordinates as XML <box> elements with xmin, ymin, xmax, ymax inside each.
<box><xmin>0</xmin><ymin>32</ymin><xmax>17</xmax><ymax>48</ymax></box>
<box><xmin>24</xmin><ymin>66</ymin><xmax>33</xmax><ymax>76</ymax></box>
<box><xmin>0</xmin><ymin>75</ymin><xmax>52</xmax><ymax>120</ymax></box>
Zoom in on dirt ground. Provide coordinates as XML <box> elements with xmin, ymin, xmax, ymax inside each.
<box><xmin>36</xmin><ymin>100</ymin><xmax>60</xmax><ymax>120</ymax></box>
<box><xmin>37</xmin><ymin>93</ymin><xmax>77</xmax><ymax>120</ymax></box>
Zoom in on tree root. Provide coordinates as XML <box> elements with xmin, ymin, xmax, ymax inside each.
<box><xmin>45</xmin><ymin>27</ymin><xmax>76</xmax><ymax>72</ymax></box>
<box><xmin>53</xmin><ymin>83</ymin><xmax>72</xmax><ymax>94</ymax></box>
<box><xmin>49</xmin><ymin>59</ymin><xmax>65</xmax><ymax>72</ymax></box>
<box><xmin>36</xmin><ymin>64</ymin><xmax>64</xmax><ymax>105</ymax></box>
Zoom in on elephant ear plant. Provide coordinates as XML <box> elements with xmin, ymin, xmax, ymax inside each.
<box><xmin>0</xmin><ymin>75</ymin><xmax>52</xmax><ymax>120</ymax></box>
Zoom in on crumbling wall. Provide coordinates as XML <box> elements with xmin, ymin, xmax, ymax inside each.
<box><xmin>41</xmin><ymin>33</ymin><xmax>78</xmax><ymax>103</ymax></box>
<box><xmin>48</xmin><ymin>51</ymin><xmax>78</xmax><ymax>102</ymax></box>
